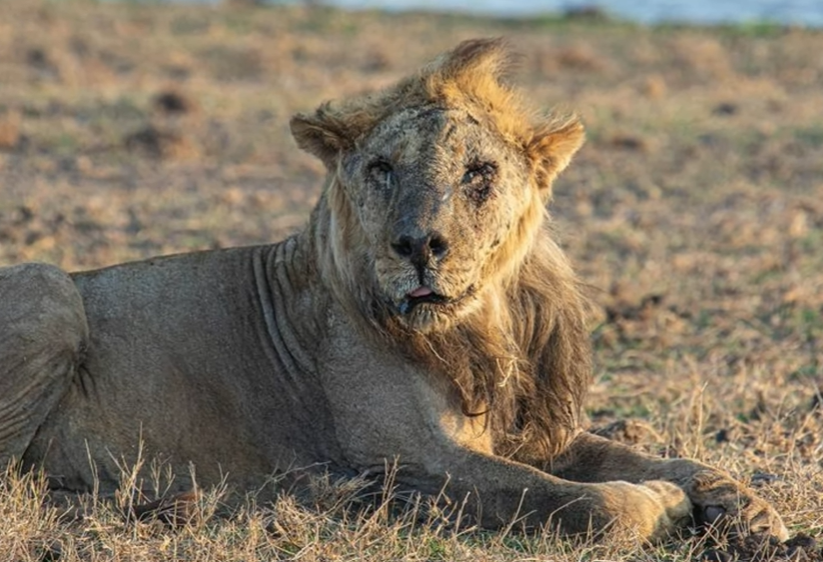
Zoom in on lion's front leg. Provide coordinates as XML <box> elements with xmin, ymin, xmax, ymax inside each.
<box><xmin>544</xmin><ymin>432</ymin><xmax>789</xmax><ymax>541</ymax></box>
<box><xmin>399</xmin><ymin>447</ymin><xmax>692</xmax><ymax>542</ymax></box>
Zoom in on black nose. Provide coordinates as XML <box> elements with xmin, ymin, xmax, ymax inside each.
<box><xmin>391</xmin><ymin>231</ymin><xmax>449</xmax><ymax>265</ymax></box>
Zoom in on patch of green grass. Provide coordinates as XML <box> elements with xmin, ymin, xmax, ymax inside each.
<box><xmin>718</xmin><ymin>20</ymin><xmax>788</xmax><ymax>38</ymax></box>
<box><xmin>795</xmin><ymin>126</ymin><xmax>823</xmax><ymax>148</ymax></box>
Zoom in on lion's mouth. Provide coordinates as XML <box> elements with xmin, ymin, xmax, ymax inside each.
<box><xmin>397</xmin><ymin>285</ymin><xmax>474</xmax><ymax>315</ymax></box>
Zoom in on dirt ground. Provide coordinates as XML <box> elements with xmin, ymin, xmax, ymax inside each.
<box><xmin>1</xmin><ymin>1</ymin><xmax>822</xmax><ymax>560</ymax></box>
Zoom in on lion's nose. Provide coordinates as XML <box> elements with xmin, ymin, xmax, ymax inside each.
<box><xmin>391</xmin><ymin>231</ymin><xmax>449</xmax><ymax>266</ymax></box>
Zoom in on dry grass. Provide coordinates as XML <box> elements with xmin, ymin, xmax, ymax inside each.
<box><xmin>1</xmin><ymin>1</ymin><xmax>823</xmax><ymax>560</ymax></box>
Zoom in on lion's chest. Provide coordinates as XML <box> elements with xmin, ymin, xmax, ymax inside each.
<box><xmin>318</xmin><ymin>313</ymin><xmax>494</xmax><ymax>470</ymax></box>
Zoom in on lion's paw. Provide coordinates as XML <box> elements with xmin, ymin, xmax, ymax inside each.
<box><xmin>686</xmin><ymin>470</ymin><xmax>789</xmax><ymax>541</ymax></box>
<box><xmin>599</xmin><ymin>480</ymin><xmax>693</xmax><ymax>542</ymax></box>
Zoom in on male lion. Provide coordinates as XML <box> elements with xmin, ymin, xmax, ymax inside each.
<box><xmin>0</xmin><ymin>39</ymin><xmax>787</xmax><ymax>542</ymax></box>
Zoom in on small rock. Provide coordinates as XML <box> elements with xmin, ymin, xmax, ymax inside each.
<box><xmin>712</xmin><ymin>102</ymin><xmax>738</xmax><ymax>116</ymax></box>
<box><xmin>153</xmin><ymin>90</ymin><xmax>193</xmax><ymax>115</ymax></box>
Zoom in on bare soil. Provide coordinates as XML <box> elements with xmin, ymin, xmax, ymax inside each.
<box><xmin>1</xmin><ymin>1</ymin><xmax>822</xmax><ymax>560</ymax></box>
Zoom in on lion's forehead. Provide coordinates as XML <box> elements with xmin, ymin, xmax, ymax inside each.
<box><xmin>365</xmin><ymin>106</ymin><xmax>493</xmax><ymax>165</ymax></box>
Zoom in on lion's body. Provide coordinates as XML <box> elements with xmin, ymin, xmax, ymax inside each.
<box><xmin>0</xmin><ymin>39</ymin><xmax>787</xmax><ymax>541</ymax></box>
<box><xmin>20</xmin><ymin>244</ymin><xmax>333</xmax><ymax>494</ymax></box>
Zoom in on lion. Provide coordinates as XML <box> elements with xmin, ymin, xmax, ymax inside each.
<box><xmin>0</xmin><ymin>38</ymin><xmax>787</xmax><ymax>542</ymax></box>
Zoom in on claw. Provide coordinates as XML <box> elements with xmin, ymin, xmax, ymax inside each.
<box><xmin>703</xmin><ymin>505</ymin><xmax>725</xmax><ymax>525</ymax></box>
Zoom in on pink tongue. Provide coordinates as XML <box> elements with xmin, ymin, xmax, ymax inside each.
<box><xmin>408</xmin><ymin>286</ymin><xmax>433</xmax><ymax>298</ymax></box>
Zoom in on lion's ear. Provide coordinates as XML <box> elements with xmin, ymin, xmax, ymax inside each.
<box><xmin>527</xmin><ymin>116</ymin><xmax>585</xmax><ymax>196</ymax></box>
<box><xmin>432</xmin><ymin>37</ymin><xmax>514</xmax><ymax>85</ymax></box>
<box><xmin>290</xmin><ymin>105</ymin><xmax>353</xmax><ymax>167</ymax></box>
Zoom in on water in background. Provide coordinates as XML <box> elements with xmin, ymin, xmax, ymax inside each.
<box><xmin>325</xmin><ymin>0</ymin><xmax>822</xmax><ymax>27</ymax></box>
<box><xmin>150</xmin><ymin>0</ymin><xmax>823</xmax><ymax>27</ymax></box>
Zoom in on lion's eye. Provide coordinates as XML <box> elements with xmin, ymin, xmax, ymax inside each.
<box><xmin>462</xmin><ymin>162</ymin><xmax>496</xmax><ymax>184</ymax></box>
<box><xmin>368</xmin><ymin>160</ymin><xmax>393</xmax><ymax>188</ymax></box>
<box><xmin>463</xmin><ymin>162</ymin><xmax>496</xmax><ymax>203</ymax></box>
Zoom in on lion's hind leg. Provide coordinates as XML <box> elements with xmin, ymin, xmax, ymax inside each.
<box><xmin>0</xmin><ymin>263</ymin><xmax>88</xmax><ymax>471</ymax></box>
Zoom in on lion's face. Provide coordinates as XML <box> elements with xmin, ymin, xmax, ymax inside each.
<box><xmin>337</xmin><ymin>107</ymin><xmax>539</xmax><ymax>332</ymax></box>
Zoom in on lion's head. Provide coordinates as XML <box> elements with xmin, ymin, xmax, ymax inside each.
<box><xmin>291</xmin><ymin>38</ymin><xmax>584</xmax><ymax>334</ymax></box>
